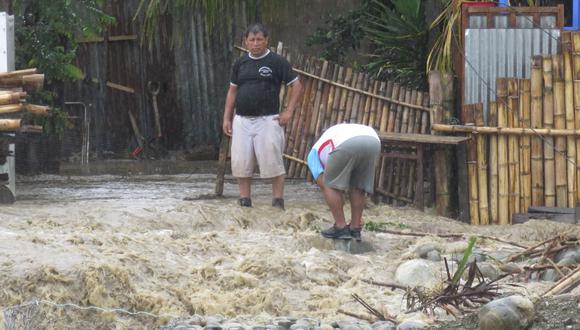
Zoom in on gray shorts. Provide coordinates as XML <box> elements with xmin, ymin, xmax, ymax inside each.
<box><xmin>231</xmin><ymin>114</ymin><xmax>286</xmax><ymax>178</ymax></box>
<box><xmin>324</xmin><ymin>136</ymin><xmax>381</xmax><ymax>193</ymax></box>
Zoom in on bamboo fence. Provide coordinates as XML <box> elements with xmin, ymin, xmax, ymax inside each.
<box><xmin>433</xmin><ymin>31</ymin><xmax>580</xmax><ymax>224</ymax></box>
<box><xmin>265</xmin><ymin>44</ymin><xmax>431</xmax><ymax>205</ymax></box>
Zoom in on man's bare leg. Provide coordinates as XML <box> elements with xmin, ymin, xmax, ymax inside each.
<box><xmin>238</xmin><ymin>177</ymin><xmax>252</xmax><ymax>198</ymax></box>
<box><xmin>317</xmin><ymin>175</ymin><xmax>347</xmax><ymax>228</ymax></box>
<box><xmin>271</xmin><ymin>174</ymin><xmax>285</xmax><ymax>199</ymax></box>
<box><xmin>349</xmin><ymin>188</ymin><xmax>366</xmax><ymax>229</ymax></box>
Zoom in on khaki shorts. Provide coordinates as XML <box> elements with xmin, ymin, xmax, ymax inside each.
<box><xmin>324</xmin><ymin>136</ymin><xmax>380</xmax><ymax>193</ymax></box>
<box><xmin>231</xmin><ymin>114</ymin><xmax>286</xmax><ymax>178</ymax></box>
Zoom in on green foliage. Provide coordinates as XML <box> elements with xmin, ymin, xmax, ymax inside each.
<box><xmin>451</xmin><ymin>236</ymin><xmax>477</xmax><ymax>285</ymax></box>
<box><xmin>305</xmin><ymin>7</ymin><xmax>366</xmax><ymax>64</ymax></box>
<box><xmin>363</xmin><ymin>0</ymin><xmax>428</xmax><ymax>89</ymax></box>
<box><xmin>364</xmin><ymin>220</ymin><xmax>411</xmax><ymax>232</ymax></box>
<box><xmin>14</xmin><ymin>0</ymin><xmax>115</xmax><ymax>82</ymax></box>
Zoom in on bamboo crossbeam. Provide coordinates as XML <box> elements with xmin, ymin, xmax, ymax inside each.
<box><xmin>432</xmin><ymin>124</ymin><xmax>580</xmax><ymax>136</ymax></box>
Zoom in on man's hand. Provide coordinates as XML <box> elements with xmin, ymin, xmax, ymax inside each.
<box><xmin>223</xmin><ymin>119</ymin><xmax>232</xmax><ymax>136</ymax></box>
<box><xmin>275</xmin><ymin>111</ymin><xmax>293</xmax><ymax>126</ymax></box>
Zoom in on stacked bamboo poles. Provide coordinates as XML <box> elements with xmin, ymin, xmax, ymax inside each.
<box><xmin>561</xmin><ymin>32</ymin><xmax>577</xmax><ymax>206</ymax></box>
<box><xmin>276</xmin><ymin>48</ymin><xmax>432</xmax><ymax>207</ymax></box>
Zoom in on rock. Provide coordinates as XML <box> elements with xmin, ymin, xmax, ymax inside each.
<box><xmin>295</xmin><ymin>318</ymin><xmax>319</xmax><ymax>327</ymax></box>
<box><xmin>395</xmin><ymin>259</ymin><xmax>442</xmax><ymax>289</ymax></box>
<box><xmin>426</xmin><ymin>250</ymin><xmax>441</xmax><ymax>262</ymax></box>
<box><xmin>479</xmin><ymin>295</ymin><xmax>535</xmax><ymax>330</ymax></box>
<box><xmin>443</xmin><ymin>241</ymin><xmax>468</xmax><ymax>254</ymax></box>
<box><xmin>271</xmin><ymin>318</ymin><xmax>296</xmax><ymax>329</ymax></box>
<box><xmin>289</xmin><ymin>325</ymin><xmax>311</xmax><ymax>330</ymax></box>
<box><xmin>207</xmin><ymin>316</ymin><xmax>226</xmax><ymax>324</ymax></box>
<box><xmin>319</xmin><ymin>324</ymin><xmax>334</xmax><ymax>330</ymax></box>
<box><xmin>396</xmin><ymin>319</ymin><xmax>428</xmax><ymax>329</ymax></box>
<box><xmin>204</xmin><ymin>323</ymin><xmax>223</xmax><ymax>330</ymax></box>
<box><xmin>370</xmin><ymin>320</ymin><xmax>396</xmax><ymax>330</ymax></box>
<box><xmin>500</xmin><ymin>262</ymin><xmax>522</xmax><ymax>274</ymax></box>
<box><xmin>414</xmin><ymin>243</ymin><xmax>439</xmax><ymax>258</ymax></box>
<box><xmin>541</xmin><ymin>269</ymin><xmax>561</xmax><ymax>282</ymax></box>
<box><xmin>558</xmin><ymin>257</ymin><xmax>577</xmax><ymax>266</ymax></box>
<box><xmin>478</xmin><ymin>262</ymin><xmax>501</xmax><ymax>281</ymax></box>
<box><xmin>266</xmin><ymin>326</ymin><xmax>285</xmax><ymax>330</ymax></box>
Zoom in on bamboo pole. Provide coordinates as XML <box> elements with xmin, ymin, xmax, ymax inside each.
<box><xmin>287</xmin><ymin>59</ymin><xmax>313</xmax><ymax>177</ymax></box>
<box><xmin>519</xmin><ymin>79</ymin><xmax>532</xmax><ymax>212</ymax></box>
<box><xmin>431</xmin><ymin>124</ymin><xmax>580</xmax><ymax>136</ymax></box>
<box><xmin>543</xmin><ymin>55</ymin><xmax>556</xmax><ymax>207</ymax></box>
<box><xmin>474</xmin><ymin>103</ymin><xmax>489</xmax><ymax>224</ymax></box>
<box><xmin>508</xmin><ymin>79</ymin><xmax>521</xmax><ymax>217</ymax></box>
<box><xmin>0</xmin><ymin>119</ymin><xmax>21</xmax><ymax>131</ymax></box>
<box><xmin>406</xmin><ymin>91</ymin><xmax>424</xmax><ymax>200</ymax></box>
<box><xmin>345</xmin><ymin>72</ymin><xmax>362</xmax><ymax>122</ymax></box>
<box><xmin>465</xmin><ymin>104</ymin><xmax>480</xmax><ymax>225</ymax></box>
<box><xmin>562</xmin><ymin>32</ymin><xmax>576</xmax><ymax>206</ymax></box>
<box><xmin>369</xmin><ymin>81</ymin><xmax>383</xmax><ymax>130</ymax></box>
<box><xmin>489</xmin><ymin>102</ymin><xmax>499</xmax><ymax>224</ymax></box>
<box><xmin>0</xmin><ymin>91</ymin><xmax>25</xmax><ymax>105</ymax></box>
<box><xmin>365</xmin><ymin>80</ymin><xmax>379</xmax><ymax>126</ymax></box>
<box><xmin>531</xmin><ymin>56</ymin><xmax>544</xmax><ymax>206</ymax></box>
<box><xmin>357</xmin><ymin>74</ymin><xmax>371</xmax><ymax>124</ymax></box>
<box><xmin>336</xmin><ymin>68</ymin><xmax>353</xmax><ymax>124</ymax></box>
<box><xmin>0</xmin><ymin>68</ymin><xmax>37</xmax><ymax>79</ymax></box>
<box><xmin>312</xmin><ymin>61</ymin><xmax>331</xmax><ymax>143</ymax></box>
<box><xmin>572</xmin><ymin>33</ymin><xmax>580</xmax><ymax>202</ymax></box>
<box><xmin>387</xmin><ymin>84</ymin><xmax>400</xmax><ymax>132</ymax></box>
<box><xmin>379</xmin><ymin>81</ymin><xmax>394</xmax><ymax>132</ymax></box>
<box><xmin>24</xmin><ymin>104</ymin><xmax>50</xmax><ymax>116</ymax></box>
<box><xmin>553</xmin><ymin>54</ymin><xmax>568</xmax><ymax>207</ymax></box>
<box><xmin>0</xmin><ymin>104</ymin><xmax>22</xmax><ymax>114</ymax></box>
<box><xmin>323</xmin><ymin>63</ymin><xmax>340</xmax><ymax>130</ymax></box>
<box><xmin>497</xmin><ymin>78</ymin><xmax>509</xmax><ymax>225</ymax></box>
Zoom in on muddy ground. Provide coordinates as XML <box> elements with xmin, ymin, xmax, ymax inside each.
<box><xmin>0</xmin><ymin>161</ymin><xmax>578</xmax><ymax>329</ymax></box>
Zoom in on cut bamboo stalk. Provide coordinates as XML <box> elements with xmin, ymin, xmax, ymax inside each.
<box><xmin>323</xmin><ymin>63</ymin><xmax>340</xmax><ymax>130</ymax></box>
<box><xmin>0</xmin><ymin>91</ymin><xmax>25</xmax><ymax>105</ymax></box>
<box><xmin>465</xmin><ymin>104</ymin><xmax>480</xmax><ymax>225</ymax></box>
<box><xmin>328</xmin><ymin>65</ymin><xmax>344</xmax><ymax>127</ymax></box>
<box><xmin>0</xmin><ymin>119</ymin><xmax>21</xmax><ymax>131</ymax></box>
<box><xmin>0</xmin><ymin>104</ymin><xmax>23</xmax><ymax>114</ymax></box>
<box><xmin>474</xmin><ymin>103</ymin><xmax>490</xmax><ymax>224</ymax></box>
<box><xmin>497</xmin><ymin>78</ymin><xmax>509</xmax><ymax>225</ymax></box>
<box><xmin>519</xmin><ymin>79</ymin><xmax>532</xmax><ymax>212</ymax></box>
<box><xmin>0</xmin><ymin>68</ymin><xmax>36</xmax><ymax>79</ymax></box>
<box><xmin>336</xmin><ymin>67</ymin><xmax>353</xmax><ymax>125</ymax></box>
<box><xmin>489</xmin><ymin>102</ymin><xmax>499</xmax><ymax>224</ymax></box>
<box><xmin>365</xmin><ymin>80</ymin><xmax>379</xmax><ymax>126</ymax></box>
<box><xmin>343</xmin><ymin>71</ymin><xmax>358</xmax><ymax>123</ymax></box>
<box><xmin>552</xmin><ymin>54</ymin><xmax>568</xmax><ymax>207</ymax></box>
<box><xmin>431</xmin><ymin>125</ymin><xmax>580</xmax><ymax>136</ymax></box>
<box><xmin>572</xmin><ymin>32</ymin><xmax>580</xmax><ymax>202</ymax></box>
<box><xmin>358</xmin><ymin>74</ymin><xmax>371</xmax><ymax>124</ymax></box>
<box><xmin>563</xmin><ymin>32</ymin><xmax>577</xmax><ymax>206</ymax></box>
<box><xmin>531</xmin><ymin>56</ymin><xmax>545</xmax><ymax>206</ymax></box>
<box><xmin>0</xmin><ymin>74</ymin><xmax>45</xmax><ymax>91</ymax></box>
<box><xmin>543</xmin><ymin>55</ymin><xmax>556</xmax><ymax>207</ymax></box>
<box><xmin>379</xmin><ymin>81</ymin><xmax>394</xmax><ymax>132</ymax></box>
<box><xmin>370</xmin><ymin>81</ymin><xmax>384</xmax><ymax>130</ymax></box>
<box><xmin>24</xmin><ymin>104</ymin><xmax>50</xmax><ymax>116</ymax></box>
<box><xmin>350</xmin><ymin>73</ymin><xmax>365</xmax><ymax>122</ymax></box>
<box><xmin>387</xmin><ymin>84</ymin><xmax>401</xmax><ymax>132</ymax></box>
<box><xmin>508</xmin><ymin>79</ymin><xmax>521</xmax><ymax>218</ymax></box>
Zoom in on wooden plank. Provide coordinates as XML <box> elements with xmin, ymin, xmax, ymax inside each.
<box><xmin>528</xmin><ymin>206</ymin><xmax>574</xmax><ymax>214</ymax></box>
<box><xmin>512</xmin><ymin>213</ymin><xmax>575</xmax><ymax>225</ymax></box>
<box><xmin>378</xmin><ymin>132</ymin><xmax>468</xmax><ymax>145</ymax></box>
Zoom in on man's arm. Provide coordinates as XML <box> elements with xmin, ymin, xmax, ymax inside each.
<box><xmin>277</xmin><ymin>79</ymin><xmax>302</xmax><ymax>126</ymax></box>
<box><xmin>223</xmin><ymin>85</ymin><xmax>237</xmax><ymax>136</ymax></box>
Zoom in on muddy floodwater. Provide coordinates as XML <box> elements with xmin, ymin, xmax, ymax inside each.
<box><xmin>0</xmin><ymin>161</ymin><xmax>578</xmax><ymax>329</ymax></box>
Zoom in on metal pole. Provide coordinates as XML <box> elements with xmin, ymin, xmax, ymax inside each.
<box><xmin>64</xmin><ymin>102</ymin><xmax>89</xmax><ymax>164</ymax></box>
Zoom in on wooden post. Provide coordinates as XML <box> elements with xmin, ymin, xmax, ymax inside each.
<box><xmin>214</xmin><ymin>136</ymin><xmax>230</xmax><ymax>196</ymax></box>
<box><xmin>429</xmin><ymin>71</ymin><xmax>456</xmax><ymax>218</ymax></box>
<box><xmin>531</xmin><ymin>56</ymin><xmax>544</xmax><ymax>206</ymax></box>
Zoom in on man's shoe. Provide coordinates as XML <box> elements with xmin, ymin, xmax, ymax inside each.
<box><xmin>350</xmin><ymin>227</ymin><xmax>362</xmax><ymax>242</ymax></box>
<box><xmin>272</xmin><ymin>198</ymin><xmax>285</xmax><ymax>210</ymax></box>
<box><xmin>239</xmin><ymin>197</ymin><xmax>252</xmax><ymax>207</ymax></box>
<box><xmin>321</xmin><ymin>225</ymin><xmax>352</xmax><ymax>239</ymax></box>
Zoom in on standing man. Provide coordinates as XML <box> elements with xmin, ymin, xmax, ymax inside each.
<box><xmin>223</xmin><ymin>23</ymin><xmax>302</xmax><ymax>209</ymax></box>
<box><xmin>307</xmin><ymin>124</ymin><xmax>381</xmax><ymax>241</ymax></box>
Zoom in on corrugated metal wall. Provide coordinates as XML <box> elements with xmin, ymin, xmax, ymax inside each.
<box><xmin>63</xmin><ymin>0</ymin><xmax>241</xmax><ymax>158</ymax></box>
<box><xmin>464</xmin><ymin>15</ymin><xmax>560</xmax><ymax>122</ymax></box>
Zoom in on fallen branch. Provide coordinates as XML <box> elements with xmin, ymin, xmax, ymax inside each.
<box><xmin>374</xmin><ymin>229</ymin><xmax>527</xmax><ymax>249</ymax></box>
<box><xmin>337</xmin><ymin>309</ymin><xmax>379</xmax><ymax>323</ymax></box>
<box><xmin>507</xmin><ymin>236</ymin><xmax>561</xmax><ymax>262</ymax></box>
<box><xmin>362</xmin><ymin>279</ymin><xmax>407</xmax><ymax>291</ymax></box>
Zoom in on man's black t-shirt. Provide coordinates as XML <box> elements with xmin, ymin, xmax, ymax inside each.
<box><xmin>230</xmin><ymin>50</ymin><xmax>298</xmax><ymax>116</ymax></box>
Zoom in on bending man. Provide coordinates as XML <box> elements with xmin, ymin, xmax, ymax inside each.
<box><xmin>307</xmin><ymin>124</ymin><xmax>380</xmax><ymax>241</ymax></box>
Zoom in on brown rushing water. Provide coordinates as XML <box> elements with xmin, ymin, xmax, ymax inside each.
<box><xmin>0</xmin><ymin>161</ymin><xmax>577</xmax><ymax>329</ymax></box>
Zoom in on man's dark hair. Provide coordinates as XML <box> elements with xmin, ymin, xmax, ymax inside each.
<box><xmin>244</xmin><ymin>23</ymin><xmax>269</xmax><ymax>38</ymax></box>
